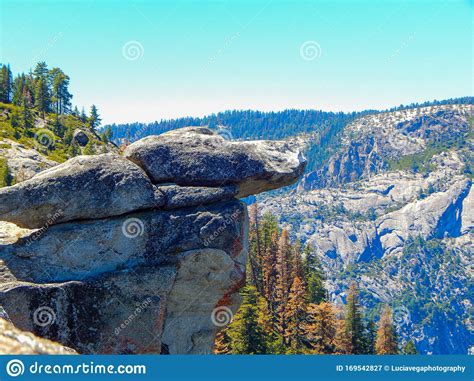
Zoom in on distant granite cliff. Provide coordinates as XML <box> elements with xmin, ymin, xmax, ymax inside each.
<box><xmin>259</xmin><ymin>104</ymin><xmax>473</xmax><ymax>354</ymax></box>
<box><xmin>0</xmin><ymin>127</ymin><xmax>305</xmax><ymax>354</ymax></box>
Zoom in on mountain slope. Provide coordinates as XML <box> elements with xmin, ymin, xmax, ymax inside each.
<box><xmin>258</xmin><ymin>103</ymin><xmax>473</xmax><ymax>354</ymax></box>
<box><xmin>0</xmin><ymin>102</ymin><xmax>117</xmax><ymax>185</ymax></box>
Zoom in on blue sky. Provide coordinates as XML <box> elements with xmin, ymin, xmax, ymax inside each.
<box><xmin>0</xmin><ymin>0</ymin><xmax>472</xmax><ymax>124</ymax></box>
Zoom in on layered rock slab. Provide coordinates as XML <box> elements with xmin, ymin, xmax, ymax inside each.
<box><xmin>0</xmin><ymin>153</ymin><xmax>163</xmax><ymax>229</ymax></box>
<box><xmin>124</xmin><ymin>127</ymin><xmax>306</xmax><ymax>197</ymax></box>
<box><xmin>0</xmin><ymin>201</ymin><xmax>248</xmax><ymax>354</ymax></box>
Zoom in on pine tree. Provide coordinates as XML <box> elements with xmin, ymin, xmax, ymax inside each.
<box><xmin>49</xmin><ymin>68</ymin><xmax>72</xmax><ymax>114</ymax></box>
<box><xmin>20</xmin><ymin>95</ymin><xmax>34</xmax><ymax>130</ymax></box>
<box><xmin>283</xmin><ymin>275</ymin><xmax>307</xmax><ymax>351</ymax></box>
<box><xmin>344</xmin><ymin>282</ymin><xmax>366</xmax><ymax>354</ymax></box>
<box><xmin>363</xmin><ymin>320</ymin><xmax>377</xmax><ymax>354</ymax></box>
<box><xmin>375</xmin><ymin>305</ymin><xmax>398</xmax><ymax>354</ymax></box>
<box><xmin>334</xmin><ymin>318</ymin><xmax>351</xmax><ymax>354</ymax></box>
<box><xmin>258</xmin><ymin>213</ymin><xmax>279</xmax><ymax>303</ymax></box>
<box><xmin>80</xmin><ymin>107</ymin><xmax>87</xmax><ymax>122</ymax></box>
<box><xmin>303</xmin><ymin>245</ymin><xmax>327</xmax><ymax>304</ymax></box>
<box><xmin>402</xmin><ymin>340</ymin><xmax>417</xmax><ymax>355</ymax></box>
<box><xmin>262</xmin><ymin>230</ymin><xmax>277</xmax><ymax>302</ymax></box>
<box><xmin>101</xmin><ymin>126</ymin><xmax>113</xmax><ymax>143</ymax></box>
<box><xmin>51</xmin><ymin>113</ymin><xmax>64</xmax><ymax>136</ymax></box>
<box><xmin>214</xmin><ymin>330</ymin><xmax>230</xmax><ymax>354</ymax></box>
<box><xmin>33</xmin><ymin>61</ymin><xmax>49</xmax><ymax>79</ymax></box>
<box><xmin>12</xmin><ymin>74</ymin><xmax>24</xmax><ymax>106</ymax></box>
<box><xmin>291</xmin><ymin>240</ymin><xmax>303</xmax><ymax>280</ymax></box>
<box><xmin>34</xmin><ymin>76</ymin><xmax>49</xmax><ymax>116</ymax></box>
<box><xmin>305</xmin><ymin>302</ymin><xmax>337</xmax><ymax>354</ymax></box>
<box><xmin>226</xmin><ymin>286</ymin><xmax>269</xmax><ymax>354</ymax></box>
<box><xmin>33</xmin><ymin>62</ymin><xmax>50</xmax><ymax>115</ymax></box>
<box><xmin>275</xmin><ymin>229</ymin><xmax>291</xmax><ymax>335</ymax></box>
<box><xmin>0</xmin><ymin>64</ymin><xmax>13</xmax><ymax>103</ymax></box>
<box><xmin>88</xmin><ymin>104</ymin><xmax>101</xmax><ymax>131</ymax></box>
<box><xmin>12</xmin><ymin>74</ymin><xmax>34</xmax><ymax>106</ymax></box>
<box><xmin>275</xmin><ymin>229</ymin><xmax>290</xmax><ymax>301</ymax></box>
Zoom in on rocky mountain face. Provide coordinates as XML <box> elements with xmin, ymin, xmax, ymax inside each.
<box><xmin>0</xmin><ymin>139</ymin><xmax>58</xmax><ymax>182</ymax></box>
<box><xmin>300</xmin><ymin>104</ymin><xmax>472</xmax><ymax>189</ymax></box>
<box><xmin>0</xmin><ymin>127</ymin><xmax>305</xmax><ymax>354</ymax></box>
<box><xmin>259</xmin><ymin>104</ymin><xmax>473</xmax><ymax>354</ymax></box>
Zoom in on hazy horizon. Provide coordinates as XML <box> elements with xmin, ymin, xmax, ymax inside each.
<box><xmin>101</xmin><ymin>94</ymin><xmax>472</xmax><ymax>127</ymax></box>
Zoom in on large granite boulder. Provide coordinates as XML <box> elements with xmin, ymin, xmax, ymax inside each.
<box><xmin>0</xmin><ymin>127</ymin><xmax>305</xmax><ymax>354</ymax></box>
<box><xmin>0</xmin><ymin>153</ymin><xmax>164</xmax><ymax>229</ymax></box>
<box><xmin>0</xmin><ymin>201</ymin><xmax>247</xmax><ymax>354</ymax></box>
<box><xmin>1</xmin><ymin>201</ymin><xmax>246</xmax><ymax>283</ymax></box>
<box><xmin>124</xmin><ymin>127</ymin><xmax>306</xmax><ymax>197</ymax></box>
<box><xmin>73</xmin><ymin>129</ymin><xmax>89</xmax><ymax>146</ymax></box>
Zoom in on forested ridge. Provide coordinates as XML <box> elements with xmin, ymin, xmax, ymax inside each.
<box><xmin>214</xmin><ymin>204</ymin><xmax>418</xmax><ymax>355</ymax></box>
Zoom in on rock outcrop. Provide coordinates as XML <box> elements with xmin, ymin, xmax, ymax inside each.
<box><xmin>124</xmin><ymin>127</ymin><xmax>306</xmax><ymax>197</ymax></box>
<box><xmin>0</xmin><ymin>139</ymin><xmax>58</xmax><ymax>182</ymax></box>
<box><xmin>0</xmin><ymin>318</ymin><xmax>76</xmax><ymax>354</ymax></box>
<box><xmin>0</xmin><ymin>127</ymin><xmax>305</xmax><ymax>354</ymax></box>
<box><xmin>0</xmin><ymin>153</ymin><xmax>163</xmax><ymax>229</ymax></box>
<box><xmin>73</xmin><ymin>129</ymin><xmax>89</xmax><ymax>146</ymax></box>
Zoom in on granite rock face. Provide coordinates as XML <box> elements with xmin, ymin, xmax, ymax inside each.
<box><xmin>0</xmin><ymin>139</ymin><xmax>58</xmax><ymax>182</ymax></box>
<box><xmin>0</xmin><ymin>153</ymin><xmax>163</xmax><ymax>229</ymax></box>
<box><xmin>0</xmin><ymin>127</ymin><xmax>304</xmax><ymax>354</ymax></box>
<box><xmin>0</xmin><ymin>318</ymin><xmax>76</xmax><ymax>354</ymax></box>
<box><xmin>259</xmin><ymin>104</ymin><xmax>474</xmax><ymax>354</ymax></box>
<box><xmin>124</xmin><ymin>127</ymin><xmax>306</xmax><ymax>197</ymax></box>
